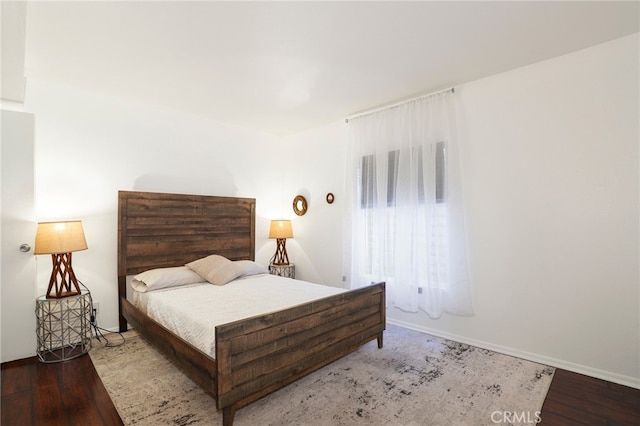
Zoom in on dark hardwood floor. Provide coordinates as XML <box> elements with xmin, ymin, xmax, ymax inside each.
<box><xmin>1</xmin><ymin>355</ymin><xmax>123</xmax><ymax>426</ymax></box>
<box><xmin>2</xmin><ymin>355</ymin><xmax>639</xmax><ymax>425</ymax></box>
<box><xmin>540</xmin><ymin>369</ymin><xmax>640</xmax><ymax>425</ymax></box>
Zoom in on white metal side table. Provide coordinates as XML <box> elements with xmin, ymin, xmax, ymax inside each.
<box><xmin>269</xmin><ymin>263</ymin><xmax>295</xmax><ymax>279</ymax></box>
<box><xmin>35</xmin><ymin>290</ymin><xmax>92</xmax><ymax>363</ymax></box>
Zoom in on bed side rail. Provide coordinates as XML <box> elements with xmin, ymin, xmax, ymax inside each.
<box><xmin>121</xmin><ymin>297</ymin><xmax>218</xmax><ymax>396</ymax></box>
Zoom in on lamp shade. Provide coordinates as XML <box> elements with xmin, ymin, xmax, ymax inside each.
<box><xmin>34</xmin><ymin>221</ymin><xmax>88</xmax><ymax>254</ymax></box>
<box><xmin>269</xmin><ymin>220</ymin><xmax>293</xmax><ymax>239</ymax></box>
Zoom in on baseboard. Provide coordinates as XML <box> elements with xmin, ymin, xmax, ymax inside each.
<box><xmin>386</xmin><ymin>318</ymin><xmax>640</xmax><ymax>390</ymax></box>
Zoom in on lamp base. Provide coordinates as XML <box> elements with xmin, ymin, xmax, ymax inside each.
<box><xmin>46</xmin><ymin>253</ymin><xmax>82</xmax><ymax>299</ymax></box>
<box><xmin>272</xmin><ymin>238</ymin><xmax>290</xmax><ymax>266</ymax></box>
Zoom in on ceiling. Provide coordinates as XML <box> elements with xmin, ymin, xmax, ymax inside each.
<box><xmin>16</xmin><ymin>1</ymin><xmax>640</xmax><ymax>136</ymax></box>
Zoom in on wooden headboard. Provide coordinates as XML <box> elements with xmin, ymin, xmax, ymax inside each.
<box><xmin>117</xmin><ymin>190</ymin><xmax>256</xmax><ymax>330</ymax></box>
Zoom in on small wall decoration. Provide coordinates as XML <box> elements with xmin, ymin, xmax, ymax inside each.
<box><xmin>293</xmin><ymin>195</ymin><xmax>308</xmax><ymax>216</ymax></box>
<box><xmin>326</xmin><ymin>193</ymin><xmax>335</xmax><ymax>204</ymax></box>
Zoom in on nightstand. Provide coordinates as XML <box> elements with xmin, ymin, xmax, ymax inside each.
<box><xmin>35</xmin><ymin>290</ymin><xmax>92</xmax><ymax>363</ymax></box>
<box><xmin>269</xmin><ymin>263</ymin><xmax>295</xmax><ymax>279</ymax></box>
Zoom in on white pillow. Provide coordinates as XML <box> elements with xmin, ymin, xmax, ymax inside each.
<box><xmin>235</xmin><ymin>260</ymin><xmax>269</xmax><ymax>277</ymax></box>
<box><xmin>186</xmin><ymin>254</ymin><xmax>243</xmax><ymax>286</ymax></box>
<box><xmin>131</xmin><ymin>266</ymin><xmax>203</xmax><ymax>293</ymax></box>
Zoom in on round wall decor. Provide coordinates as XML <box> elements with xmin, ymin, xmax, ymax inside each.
<box><xmin>293</xmin><ymin>195</ymin><xmax>308</xmax><ymax>216</ymax></box>
<box><xmin>326</xmin><ymin>193</ymin><xmax>335</xmax><ymax>204</ymax></box>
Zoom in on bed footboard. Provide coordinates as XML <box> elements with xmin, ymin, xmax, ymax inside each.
<box><xmin>215</xmin><ymin>282</ymin><xmax>385</xmax><ymax>425</ymax></box>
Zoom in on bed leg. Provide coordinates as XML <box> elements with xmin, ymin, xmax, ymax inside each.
<box><xmin>222</xmin><ymin>406</ymin><xmax>236</xmax><ymax>426</ymax></box>
<box><xmin>377</xmin><ymin>331</ymin><xmax>383</xmax><ymax>348</ymax></box>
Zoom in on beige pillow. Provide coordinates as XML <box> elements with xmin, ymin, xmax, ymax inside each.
<box><xmin>186</xmin><ymin>255</ymin><xmax>243</xmax><ymax>285</ymax></box>
<box><xmin>131</xmin><ymin>266</ymin><xmax>203</xmax><ymax>292</ymax></box>
<box><xmin>235</xmin><ymin>260</ymin><xmax>269</xmax><ymax>277</ymax></box>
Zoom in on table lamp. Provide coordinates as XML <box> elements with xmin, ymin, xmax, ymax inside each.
<box><xmin>34</xmin><ymin>220</ymin><xmax>88</xmax><ymax>298</ymax></box>
<box><xmin>269</xmin><ymin>220</ymin><xmax>293</xmax><ymax>265</ymax></box>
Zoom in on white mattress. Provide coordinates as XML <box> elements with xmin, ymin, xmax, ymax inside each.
<box><xmin>131</xmin><ymin>274</ymin><xmax>346</xmax><ymax>358</ymax></box>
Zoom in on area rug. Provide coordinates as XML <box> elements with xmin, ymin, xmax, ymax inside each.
<box><xmin>89</xmin><ymin>324</ymin><xmax>554</xmax><ymax>426</ymax></box>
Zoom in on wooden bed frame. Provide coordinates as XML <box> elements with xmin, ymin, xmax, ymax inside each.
<box><xmin>117</xmin><ymin>190</ymin><xmax>386</xmax><ymax>425</ymax></box>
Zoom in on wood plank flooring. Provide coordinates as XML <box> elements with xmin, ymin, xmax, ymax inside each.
<box><xmin>2</xmin><ymin>355</ymin><xmax>639</xmax><ymax>425</ymax></box>
<box><xmin>1</xmin><ymin>355</ymin><xmax>123</xmax><ymax>426</ymax></box>
<box><xmin>540</xmin><ymin>369</ymin><xmax>640</xmax><ymax>425</ymax></box>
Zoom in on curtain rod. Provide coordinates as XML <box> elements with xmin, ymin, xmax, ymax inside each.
<box><xmin>345</xmin><ymin>87</ymin><xmax>455</xmax><ymax>123</ymax></box>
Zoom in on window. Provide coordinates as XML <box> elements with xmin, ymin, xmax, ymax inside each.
<box><xmin>434</xmin><ymin>141</ymin><xmax>446</xmax><ymax>203</ymax></box>
<box><xmin>360</xmin><ymin>154</ymin><xmax>377</xmax><ymax>208</ymax></box>
<box><xmin>360</xmin><ymin>142</ymin><xmax>446</xmax><ymax>208</ymax></box>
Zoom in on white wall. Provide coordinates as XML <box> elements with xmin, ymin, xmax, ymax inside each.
<box><xmin>287</xmin><ymin>34</ymin><xmax>639</xmax><ymax>387</ymax></box>
<box><xmin>450</xmin><ymin>33</ymin><xmax>638</xmax><ymax>386</ymax></box>
<box><xmin>277</xmin><ymin>122</ymin><xmax>348</xmax><ymax>287</ymax></box>
<box><xmin>23</xmin><ymin>79</ymin><xmax>287</xmax><ymax>336</ymax></box>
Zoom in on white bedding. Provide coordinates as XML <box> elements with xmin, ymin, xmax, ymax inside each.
<box><xmin>131</xmin><ymin>274</ymin><xmax>346</xmax><ymax>358</ymax></box>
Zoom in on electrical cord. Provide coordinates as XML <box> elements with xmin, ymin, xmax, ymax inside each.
<box><xmin>79</xmin><ymin>280</ymin><xmax>126</xmax><ymax>348</ymax></box>
<box><xmin>268</xmin><ymin>252</ymin><xmax>277</xmax><ymax>272</ymax></box>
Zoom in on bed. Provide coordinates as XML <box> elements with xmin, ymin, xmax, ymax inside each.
<box><xmin>117</xmin><ymin>190</ymin><xmax>386</xmax><ymax>425</ymax></box>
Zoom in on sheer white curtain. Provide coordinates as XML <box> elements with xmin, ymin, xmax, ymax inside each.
<box><xmin>345</xmin><ymin>91</ymin><xmax>472</xmax><ymax>318</ymax></box>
